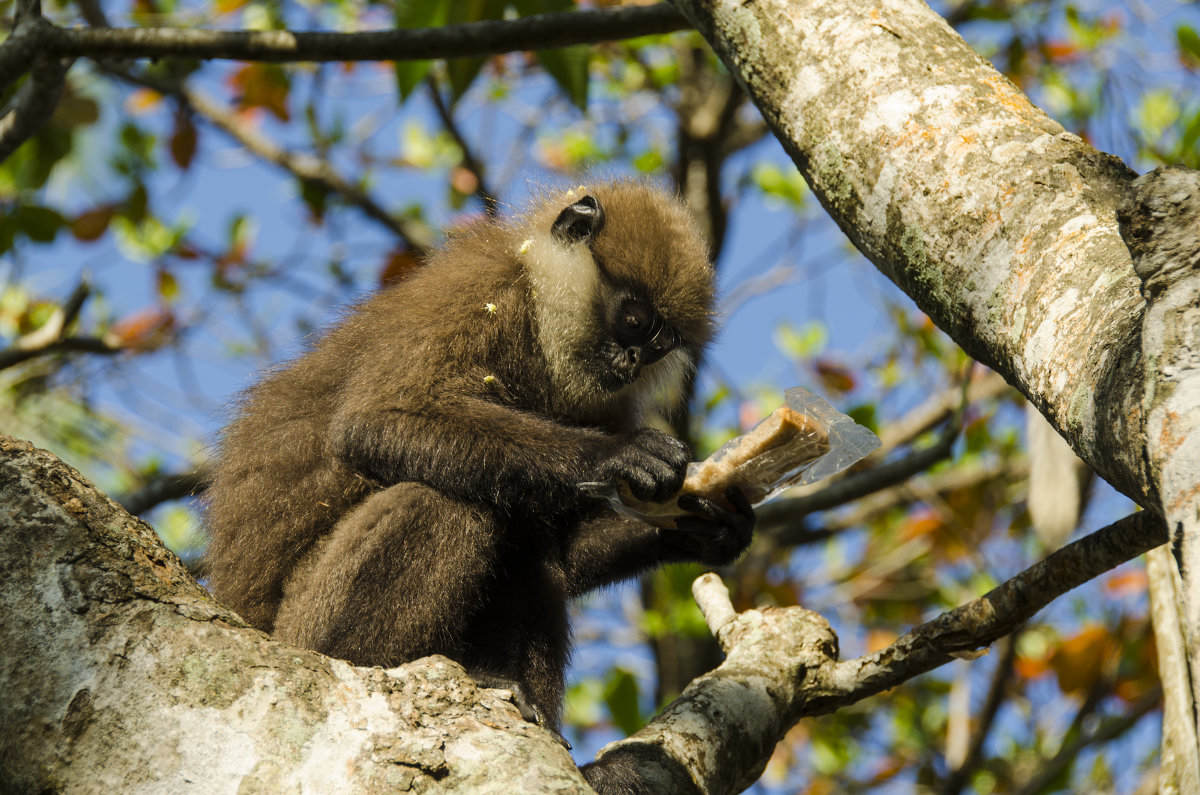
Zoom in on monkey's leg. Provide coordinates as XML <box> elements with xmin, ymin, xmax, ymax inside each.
<box><xmin>273</xmin><ymin>482</ymin><xmax>501</xmax><ymax>668</ymax></box>
<box><xmin>273</xmin><ymin>482</ymin><xmax>569</xmax><ymax>730</ymax></box>
<box><xmin>563</xmin><ymin>488</ymin><xmax>756</xmax><ymax>597</ymax></box>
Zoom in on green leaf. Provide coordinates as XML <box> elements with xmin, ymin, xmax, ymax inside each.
<box><xmin>393</xmin><ymin>0</ymin><xmax>448</xmax><ymax>101</ymax></box>
<box><xmin>1181</xmin><ymin>109</ymin><xmax>1200</xmax><ymax>165</ymax></box>
<box><xmin>602</xmin><ymin>668</ymin><xmax>643</xmax><ymax>736</ymax></box>
<box><xmin>751</xmin><ymin>162</ymin><xmax>807</xmax><ymax>209</ymax></box>
<box><xmin>1177</xmin><ymin>25</ymin><xmax>1200</xmax><ymax>67</ymax></box>
<box><xmin>1136</xmin><ymin>89</ymin><xmax>1179</xmax><ymax>140</ymax></box>
<box><xmin>17</xmin><ymin>205</ymin><xmax>65</xmax><ymax>243</ymax></box>
<box><xmin>299</xmin><ymin>178</ymin><xmax>330</xmax><ymax>222</ymax></box>
<box><xmin>774</xmin><ymin>321</ymin><xmax>827</xmax><ymax>360</ymax></box>
<box><xmin>536</xmin><ymin>46</ymin><xmax>590</xmax><ymax>111</ymax></box>
<box><xmin>846</xmin><ymin>403</ymin><xmax>879</xmax><ymax>434</ymax></box>
<box><xmin>157</xmin><ymin>268</ymin><xmax>180</xmax><ymax>303</ymax></box>
<box><xmin>443</xmin><ymin>0</ymin><xmax>507</xmax><ymax>103</ymax></box>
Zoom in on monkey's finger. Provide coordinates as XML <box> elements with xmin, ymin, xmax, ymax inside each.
<box><xmin>724</xmin><ymin>487</ymin><xmax>756</xmax><ymax>545</ymax></box>
<box><xmin>633</xmin><ymin>428</ymin><xmax>690</xmax><ymax>472</ymax></box>
<box><xmin>638</xmin><ymin>457</ymin><xmax>686</xmax><ymax>501</ymax></box>
<box><xmin>622</xmin><ymin>467</ymin><xmax>664</xmax><ymax>501</ymax></box>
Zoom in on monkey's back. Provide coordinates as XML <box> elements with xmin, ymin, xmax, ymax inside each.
<box><xmin>205</xmin><ymin>223</ymin><xmax>536</xmax><ymax>631</ymax></box>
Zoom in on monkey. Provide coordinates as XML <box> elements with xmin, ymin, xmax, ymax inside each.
<box><xmin>203</xmin><ymin>180</ymin><xmax>754</xmax><ymax>789</ymax></box>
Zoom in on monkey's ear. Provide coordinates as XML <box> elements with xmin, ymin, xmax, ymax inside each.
<box><xmin>551</xmin><ymin>195</ymin><xmax>606</xmax><ymax>245</ymax></box>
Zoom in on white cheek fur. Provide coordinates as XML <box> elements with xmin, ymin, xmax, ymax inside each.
<box><xmin>519</xmin><ymin>232</ymin><xmax>693</xmax><ymax>422</ymax></box>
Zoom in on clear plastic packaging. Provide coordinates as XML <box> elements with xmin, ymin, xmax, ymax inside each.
<box><xmin>581</xmin><ymin>386</ymin><xmax>881</xmax><ymax>528</ymax></box>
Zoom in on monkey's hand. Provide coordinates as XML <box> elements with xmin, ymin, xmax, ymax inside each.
<box><xmin>665</xmin><ymin>487</ymin><xmax>756</xmax><ymax>566</ymax></box>
<box><xmin>589</xmin><ymin>428</ymin><xmax>690</xmax><ymax>504</ymax></box>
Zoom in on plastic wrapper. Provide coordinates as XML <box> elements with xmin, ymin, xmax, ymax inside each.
<box><xmin>580</xmin><ymin>386</ymin><xmax>881</xmax><ymax>528</ymax></box>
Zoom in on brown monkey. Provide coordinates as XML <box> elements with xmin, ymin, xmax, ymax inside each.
<box><xmin>204</xmin><ymin>180</ymin><xmax>753</xmax><ymax>789</ymax></box>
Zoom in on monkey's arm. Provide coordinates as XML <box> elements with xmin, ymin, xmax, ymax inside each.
<box><xmin>331</xmin><ymin>393</ymin><xmax>602</xmax><ymax>508</ymax></box>
<box><xmin>331</xmin><ymin>390</ymin><xmax>689</xmax><ymax>512</ymax></box>
<box><xmin>562</xmin><ymin>489</ymin><xmax>755</xmax><ymax>597</ymax></box>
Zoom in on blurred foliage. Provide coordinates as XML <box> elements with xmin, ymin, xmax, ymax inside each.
<box><xmin>0</xmin><ymin>0</ymin><xmax>1190</xmax><ymax>792</ymax></box>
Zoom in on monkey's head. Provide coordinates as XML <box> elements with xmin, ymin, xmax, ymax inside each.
<box><xmin>517</xmin><ymin>181</ymin><xmax>715</xmax><ymax>425</ymax></box>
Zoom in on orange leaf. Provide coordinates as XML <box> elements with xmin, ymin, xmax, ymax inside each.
<box><xmin>866</xmin><ymin>628</ymin><xmax>899</xmax><ymax>654</ymax></box>
<box><xmin>1014</xmin><ymin>653</ymin><xmax>1051</xmax><ymax>680</ymax></box>
<box><xmin>1049</xmin><ymin>625</ymin><xmax>1116</xmax><ymax>695</ymax></box>
<box><xmin>814</xmin><ymin>359</ymin><xmax>856</xmax><ymax>394</ymax></box>
<box><xmin>125</xmin><ymin>88</ymin><xmax>163</xmax><ymax>115</ymax></box>
<box><xmin>170</xmin><ymin>112</ymin><xmax>198</xmax><ymax>170</ymax></box>
<box><xmin>229</xmin><ymin>63</ymin><xmax>291</xmax><ymax>122</ymax></box>
<box><xmin>216</xmin><ymin>0</ymin><xmax>250</xmax><ymax>12</ymax></box>
<box><xmin>70</xmin><ymin>205</ymin><xmax>116</xmax><ymax>242</ymax></box>
<box><xmin>450</xmin><ymin>166</ymin><xmax>480</xmax><ymax>196</ymax></box>
<box><xmin>898</xmin><ymin>508</ymin><xmax>943</xmax><ymax>541</ymax></box>
<box><xmin>380</xmin><ymin>248</ymin><xmax>422</xmax><ymax>285</ymax></box>
<box><xmin>738</xmin><ymin>401</ymin><xmax>765</xmax><ymax>431</ymax></box>
<box><xmin>1044</xmin><ymin>41</ymin><xmax>1079</xmax><ymax>62</ymax></box>
<box><xmin>1105</xmin><ymin>568</ymin><xmax>1149</xmax><ymax>597</ymax></box>
<box><xmin>108</xmin><ymin>307</ymin><xmax>175</xmax><ymax>351</ymax></box>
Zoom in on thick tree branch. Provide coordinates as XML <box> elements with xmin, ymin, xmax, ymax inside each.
<box><xmin>0</xmin><ymin>436</ymin><xmax>591</xmax><ymax>793</ymax></box>
<box><xmin>672</xmin><ymin>0</ymin><xmax>1151</xmax><ymax>517</ymax></box>
<box><xmin>36</xmin><ymin>5</ymin><xmax>687</xmax><ymax>64</ymax></box>
<box><xmin>0</xmin><ymin>440</ymin><xmax>1167</xmax><ymax>794</ymax></box>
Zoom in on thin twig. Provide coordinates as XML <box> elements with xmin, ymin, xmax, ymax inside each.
<box><xmin>0</xmin><ymin>336</ymin><xmax>122</xmax><ymax>371</ymax></box>
<box><xmin>43</xmin><ymin>5</ymin><xmax>688</xmax><ymax>63</ymax></box>
<box><xmin>940</xmin><ymin>632</ymin><xmax>1020</xmax><ymax>795</ymax></box>
<box><xmin>100</xmin><ymin>64</ymin><xmax>434</xmax><ymax>251</ymax></box>
<box><xmin>119</xmin><ymin>468</ymin><xmax>207</xmax><ymax>515</ymax></box>
<box><xmin>0</xmin><ymin>55</ymin><xmax>72</xmax><ymax>162</ymax></box>
<box><xmin>1011</xmin><ymin>684</ymin><xmax>1162</xmax><ymax>795</ymax></box>
<box><xmin>427</xmin><ymin>79</ymin><xmax>498</xmax><ymax>216</ymax></box>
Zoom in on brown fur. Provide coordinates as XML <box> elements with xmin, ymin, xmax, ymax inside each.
<box><xmin>203</xmin><ymin>181</ymin><xmax>744</xmax><ymax>741</ymax></box>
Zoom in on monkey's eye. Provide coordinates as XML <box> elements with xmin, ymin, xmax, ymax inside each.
<box><xmin>614</xmin><ymin>299</ymin><xmax>657</xmax><ymax>346</ymax></box>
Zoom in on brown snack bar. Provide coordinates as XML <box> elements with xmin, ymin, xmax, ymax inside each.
<box><xmin>682</xmin><ymin>405</ymin><xmax>831</xmax><ymax>504</ymax></box>
<box><xmin>611</xmin><ymin>405</ymin><xmax>832</xmax><ymax>526</ymax></box>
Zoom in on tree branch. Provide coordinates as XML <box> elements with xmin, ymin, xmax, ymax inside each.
<box><xmin>42</xmin><ymin>5</ymin><xmax>688</xmax><ymax>64</ymax></box>
<box><xmin>1012</xmin><ymin>684</ymin><xmax>1162</xmax><ymax>795</ymax></box>
<box><xmin>0</xmin><ymin>54</ymin><xmax>71</xmax><ymax>162</ymax></box>
<box><xmin>101</xmin><ymin>64</ymin><xmax>435</xmax><ymax>251</ymax></box>
<box><xmin>0</xmin><ymin>281</ymin><xmax>124</xmax><ymax>370</ymax></box>
<box><xmin>118</xmin><ymin>468</ymin><xmax>207</xmax><ymax>516</ymax></box>
<box><xmin>812</xmin><ymin>511</ymin><xmax>1167</xmax><ymax>712</ymax></box>
<box><xmin>427</xmin><ymin>79</ymin><xmax>498</xmax><ymax>217</ymax></box>
<box><xmin>594</xmin><ymin>512</ymin><xmax>1166</xmax><ymax>794</ymax></box>
<box><xmin>939</xmin><ymin>632</ymin><xmax>1019</xmax><ymax>795</ymax></box>
<box><xmin>0</xmin><ymin>335</ymin><xmax>122</xmax><ymax>371</ymax></box>
<box><xmin>0</xmin><ymin>435</ymin><xmax>591</xmax><ymax>792</ymax></box>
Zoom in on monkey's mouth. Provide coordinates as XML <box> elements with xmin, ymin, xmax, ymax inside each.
<box><xmin>600</xmin><ymin>344</ymin><xmax>642</xmax><ymax>390</ymax></box>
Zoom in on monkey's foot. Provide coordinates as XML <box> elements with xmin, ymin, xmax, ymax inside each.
<box><xmin>471</xmin><ymin>671</ymin><xmax>572</xmax><ymax>750</ymax></box>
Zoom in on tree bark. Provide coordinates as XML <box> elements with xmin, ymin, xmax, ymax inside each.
<box><xmin>1119</xmin><ymin>167</ymin><xmax>1200</xmax><ymax>793</ymax></box>
<box><xmin>0</xmin><ymin>436</ymin><xmax>585</xmax><ymax>794</ymax></box>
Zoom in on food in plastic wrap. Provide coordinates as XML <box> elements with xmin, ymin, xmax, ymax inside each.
<box><xmin>580</xmin><ymin>386</ymin><xmax>881</xmax><ymax>528</ymax></box>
